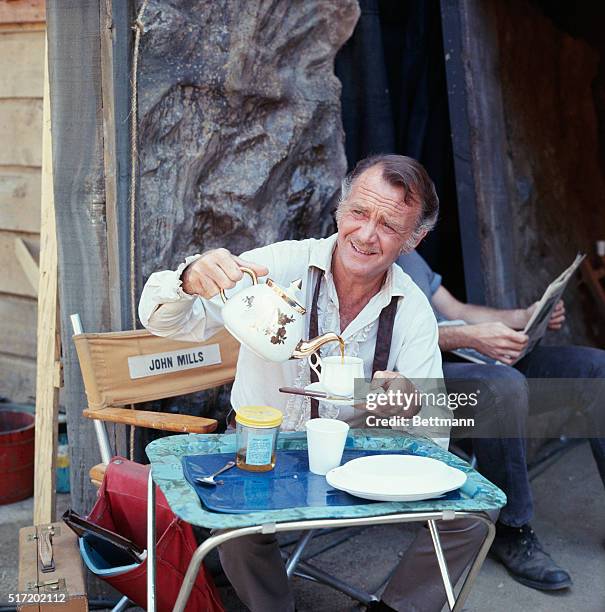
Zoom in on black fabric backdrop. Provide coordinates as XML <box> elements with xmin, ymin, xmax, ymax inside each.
<box><xmin>335</xmin><ymin>0</ymin><xmax>466</xmax><ymax>298</ymax></box>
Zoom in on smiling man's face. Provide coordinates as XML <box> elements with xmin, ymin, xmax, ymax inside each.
<box><xmin>334</xmin><ymin>165</ymin><xmax>424</xmax><ymax>283</ymax></box>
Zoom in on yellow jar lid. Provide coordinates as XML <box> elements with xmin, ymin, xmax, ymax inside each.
<box><xmin>235</xmin><ymin>406</ymin><xmax>283</xmax><ymax>428</ymax></box>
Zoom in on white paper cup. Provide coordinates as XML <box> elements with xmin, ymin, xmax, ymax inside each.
<box><xmin>305</xmin><ymin>418</ymin><xmax>350</xmax><ymax>475</ymax></box>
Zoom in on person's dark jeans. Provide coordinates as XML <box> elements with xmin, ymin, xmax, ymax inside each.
<box><xmin>444</xmin><ymin>345</ymin><xmax>605</xmax><ymax>527</ymax></box>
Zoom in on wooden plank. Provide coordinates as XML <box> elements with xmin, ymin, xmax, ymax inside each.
<box><xmin>18</xmin><ymin>526</ymin><xmax>40</xmax><ymax>612</ymax></box>
<box><xmin>0</xmin><ymin>0</ymin><xmax>45</xmax><ymax>24</ymax></box>
<box><xmin>0</xmin><ymin>352</ymin><xmax>36</xmax><ymax>403</ymax></box>
<box><xmin>14</xmin><ymin>235</ymin><xmax>39</xmax><ymax>294</ymax></box>
<box><xmin>0</xmin><ymin>231</ymin><xmax>39</xmax><ymax>297</ymax></box>
<box><xmin>439</xmin><ymin>0</ymin><xmax>486</xmax><ymax>305</ymax></box>
<box><xmin>46</xmin><ymin>0</ymin><xmax>115</xmax><ymax>520</ymax></box>
<box><xmin>0</xmin><ymin>22</ymin><xmax>45</xmax><ymax>33</ymax></box>
<box><xmin>99</xmin><ymin>0</ymin><xmax>133</xmax><ymax>330</ymax></box>
<box><xmin>99</xmin><ymin>0</ymin><xmax>122</xmax><ymax>332</ymax></box>
<box><xmin>0</xmin><ymin>294</ymin><xmax>37</xmax><ymax>357</ymax></box>
<box><xmin>0</xmin><ymin>30</ymin><xmax>45</xmax><ymax>98</ymax></box>
<box><xmin>34</xmin><ymin>35</ymin><xmax>59</xmax><ymax>526</ymax></box>
<box><xmin>0</xmin><ymin>99</ymin><xmax>43</xmax><ymax>166</ymax></box>
<box><xmin>0</xmin><ymin>167</ymin><xmax>41</xmax><ymax>233</ymax></box>
<box><xmin>99</xmin><ymin>0</ymin><xmax>130</xmax><ymax>463</ymax></box>
<box><xmin>456</xmin><ymin>0</ymin><xmax>517</xmax><ymax>308</ymax></box>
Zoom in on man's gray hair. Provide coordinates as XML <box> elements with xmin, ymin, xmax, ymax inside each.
<box><xmin>335</xmin><ymin>154</ymin><xmax>439</xmax><ymax>251</ymax></box>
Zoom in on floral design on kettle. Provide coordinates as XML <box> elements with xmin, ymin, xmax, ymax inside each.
<box><xmin>265</xmin><ymin>310</ymin><xmax>296</xmax><ymax>345</ymax></box>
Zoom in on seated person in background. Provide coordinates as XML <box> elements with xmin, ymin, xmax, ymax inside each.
<box><xmin>397</xmin><ymin>249</ymin><xmax>605</xmax><ymax>592</ymax></box>
<box><xmin>139</xmin><ymin>154</ymin><xmax>492</xmax><ymax>612</ymax></box>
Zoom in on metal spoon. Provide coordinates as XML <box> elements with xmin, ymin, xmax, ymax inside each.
<box><xmin>195</xmin><ymin>460</ymin><xmax>236</xmax><ymax>486</ymax></box>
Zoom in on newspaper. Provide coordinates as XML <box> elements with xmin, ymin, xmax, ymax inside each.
<box><xmin>440</xmin><ymin>253</ymin><xmax>585</xmax><ymax>366</ymax></box>
<box><xmin>519</xmin><ymin>252</ymin><xmax>585</xmax><ymax>359</ymax></box>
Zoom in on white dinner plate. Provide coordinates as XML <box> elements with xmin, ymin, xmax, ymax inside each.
<box><xmin>326</xmin><ymin>454</ymin><xmax>467</xmax><ymax>502</ymax></box>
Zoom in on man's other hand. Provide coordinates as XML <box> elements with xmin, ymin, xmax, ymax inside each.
<box><xmin>526</xmin><ymin>299</ymin><xmax>566</xmax><ymax>331</ymax></box>
<box><xmin>469</xmin><ymin>322</ymin><xmax>529</xmax><ymax>365</ymax></box>
<box><xmin>181</xmin><ymin>248</ymin><xmax>269</xmax><ymax>298</ymax></box>
<box><xmin>366</xmin><ymin>371</ymin><xmax>421</xmax><ymax>417</ymax></box>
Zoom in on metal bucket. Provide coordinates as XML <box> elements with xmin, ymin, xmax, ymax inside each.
<box><xmin>0</xmin><ymin>409</ymin><xmax>35</xmax><ymax>504</ymax></box>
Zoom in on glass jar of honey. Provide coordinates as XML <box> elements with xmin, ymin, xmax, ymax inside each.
<box><xmin>235</xmin><ymin>406</ymin><xmax>283</xmax><ymax>472</ymax></box>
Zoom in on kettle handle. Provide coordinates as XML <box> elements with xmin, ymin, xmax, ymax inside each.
<box><xmin>220</xmin><ymin>267</ymin><xmax>259</xmax><ymax>303</ymax></box>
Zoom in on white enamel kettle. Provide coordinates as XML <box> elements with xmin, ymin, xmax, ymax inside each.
<box><xmin>220</xmin><ymin>268</ymin><xmax>341</xmax><ymax>362</ymax></box>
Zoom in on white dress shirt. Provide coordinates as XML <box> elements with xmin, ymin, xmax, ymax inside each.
<box><xmin>138</xmin><ymin>234</ymin><xmax>449</xmax><ymax>446</ymax></box>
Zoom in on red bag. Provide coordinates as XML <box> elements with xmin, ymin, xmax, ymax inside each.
<box><xmin>86</xmin><ymin>457</ymin><xmax>224</xmax><ymax>612</ymax></box>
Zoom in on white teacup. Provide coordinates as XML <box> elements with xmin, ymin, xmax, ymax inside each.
<box><xmin>309</xmin><ymin>354</ymin><xmax>364</xmax><ymax>398</ymax></box>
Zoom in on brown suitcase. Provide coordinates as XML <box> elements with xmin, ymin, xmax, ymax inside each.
<box><xmin>18</xmin><ymin>522</ymin><xmax>88</xmax><ymax>612</ymax></box>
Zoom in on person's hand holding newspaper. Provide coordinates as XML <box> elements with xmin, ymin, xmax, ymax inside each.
<box><xmin>467</xmin><ymin>322</ymin><xmax>529</xmax><ymax>365</ymax></box>
<box><xmin>525</xmin><ymin>299</ymin><xmax>566</xmax><ymax>331</ymax></box>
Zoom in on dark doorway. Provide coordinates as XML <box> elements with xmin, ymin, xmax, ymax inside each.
<box><xmin>335</xmin><ymin>0</ymin><xmax>467</xmax><ymax>300</ymax></box>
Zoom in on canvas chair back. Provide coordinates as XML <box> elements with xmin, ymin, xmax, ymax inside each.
<box><xmin>73</xmin><ymin>327</ymin><xmax>240</xmax><ymax>411</ymax></box>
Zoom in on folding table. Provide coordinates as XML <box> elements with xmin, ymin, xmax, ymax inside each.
<box><xmin>146</xmin><ymin>429</ymin><xmax>506</xmax><ymax>611</ymax></box>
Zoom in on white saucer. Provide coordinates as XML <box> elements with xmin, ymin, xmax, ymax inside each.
<box><xmin>304</xmin><ymin>382</ymin><xmax>355</xmax><ymax>406</ymax></box>
<box><xmin>326</xmin><ymin>454</ymin><xmax>467</xmax><ymax>502</ymax></box>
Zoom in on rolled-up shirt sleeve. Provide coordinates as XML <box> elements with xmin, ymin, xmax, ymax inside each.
<box><xmin>138</xmin><ymin>254</ymin><xmax>225</xmax><ymax>342</ymax></box>
<box><xmin>138</xmin><ymin>244</ymin><xmax>282</xmax><ymax>343</ymax></box>
<box><xmin>428</xmin><ymin>270</ymin><xmax>442</xmax><ymax>297</ymax></box>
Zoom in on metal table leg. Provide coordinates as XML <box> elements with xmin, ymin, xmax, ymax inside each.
<box><xmin>147</xmin><ymin>469</ymin><xmax>157</xmax><ymax>612</ymax></box>
<box><xmin>173</xmin><ymin>526</ymin><xmax>264</xmax><ymax>612</ymax></box>
<box><xmin>451</xmin><ymin>513</ymin><xmax>495</xmax><ymax>611</ymax></box>
<box><xmin>285</xmin><ymin>529</ymin><xmax>316</xmax><ymax>578</ymax></box>
<box><xmin>428</xmin><ymin>519</ymin><xmax>456</xmax><ymax>610</ymax></box>
<box><xmin>172</xmin><ymin>510</ymin><xmax>495</xmax><ymax>612</ymax></box>
<box><xmin>110</xmin><ymin>595</ymin><xmax>131</xmax><ymax>612</ymax></box>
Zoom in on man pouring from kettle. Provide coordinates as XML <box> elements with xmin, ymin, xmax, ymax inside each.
<box><xmin>139</xmin><ymin>154</ymin><xmax>492</xmax><ymax>612</ymax></box>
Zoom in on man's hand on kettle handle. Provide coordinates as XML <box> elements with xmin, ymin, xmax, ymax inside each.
<box><xmin>181</xmin><ymin>248</ymin><xmax>269</xmax><ymax>298</ymax></box>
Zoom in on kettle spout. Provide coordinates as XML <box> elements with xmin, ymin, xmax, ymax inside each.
<box><xmin>292</xmin><ymin>332</ymin><xmax>343</xmax><ymax>359</ymax></box>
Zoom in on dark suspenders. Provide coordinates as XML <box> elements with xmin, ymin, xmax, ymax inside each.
<box><xmin>309</xmin><ymin>272</ymin><xmax>399</xmax><ymax>418</ymax></box>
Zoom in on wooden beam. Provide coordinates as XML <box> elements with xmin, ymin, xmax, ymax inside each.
<box><xmin>460</xmin><ymin>0</ymin><xmax>517</xmax><ymax>308</ymax></box>
<box><xmin>46</xmin><ymin>0</ymin><xmax>117</xmax><ymax>517</ymax></box>
<box><xmin>99</xmin><ymin>0</ymin><xmax>133</xmax><ymax>330</ymax></box>
<box><xmin>97</xmin><ymin>0</ymin><xmax>132</xmax><ymax>463</ymax></box>
<box><xmin>439</xmin><ymin>0</ymin><xmax>486</xmax><ymax>305</ymax></box>
<box><xmin>99</xmin><ymin>0</ymin><xmax>121</xmax><ymax>331</ymax></box>
<box><xmin>14</xmin><ymin>235</ymin><xmax>39</xmax><ymax>294</ymax></box>
<box><xmin>440</xmin><ymin>0</ymin><xmax>517</xmax><ymax>308</ymax></box>
<box><xmin>33</xmin><ymin>34</ymin><xmax>60</xmax><ymax>526</ymax></box>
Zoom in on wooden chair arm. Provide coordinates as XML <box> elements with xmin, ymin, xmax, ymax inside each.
<box><xmin>83</xmin><ymin>406</ymin><xmax>218</xmax><ymax>434</ymax></box>
<box><xmin>89</xmin><ymin>463</ymin><xmax>106</xmax><ymax>488</ymax></box>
